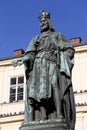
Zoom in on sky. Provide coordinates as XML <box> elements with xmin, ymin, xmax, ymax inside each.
<box><xmin>0</xmin><ymin>0</ymin><xmax>87</xmax><ymax>58</ymax></box>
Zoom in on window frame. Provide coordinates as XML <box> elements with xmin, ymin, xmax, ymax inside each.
<box><xmin>9</xmin><ymin>76</ymin><xmax>24</xmax><ymax>103</ymax></box>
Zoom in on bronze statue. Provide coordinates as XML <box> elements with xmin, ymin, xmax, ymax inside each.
<box><xmin>12</xmin><ymin>10</ymin><xmax>76</xmax><ymax>130</ymax></box>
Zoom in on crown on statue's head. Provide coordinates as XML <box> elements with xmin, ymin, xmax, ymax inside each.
<box><xmin>38</xmin><ymin>9</ymin><xmax>50</xmax><ymax>20</ymax></box>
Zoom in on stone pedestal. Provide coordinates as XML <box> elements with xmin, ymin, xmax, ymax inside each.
<box><xmin>19</xmin><ymin>119</ymin><xmax>70</xmax><ymax>130</ymax></box>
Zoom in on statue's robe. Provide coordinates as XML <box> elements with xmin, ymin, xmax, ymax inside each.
<box><xmin>24</xmin><ymin>31</ymin><xmax>75</xmax><ymax>129</ymax></box>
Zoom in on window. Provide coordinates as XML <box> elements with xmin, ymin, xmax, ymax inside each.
<box><xmin>9</xmin><ymin>76</ymin><xmax>24</xmax><ymax>102</ymax></box>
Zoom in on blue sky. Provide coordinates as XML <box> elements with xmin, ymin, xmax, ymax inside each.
<box><xmin>0</xmin><ymin>0</ymin><xmax>87</xmax><ymax>58</ymax></box>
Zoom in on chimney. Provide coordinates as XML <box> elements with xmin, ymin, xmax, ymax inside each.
<box><xmin>14</xmin><ymin>49</ymin><xmax>25</xmax><ymax>56</ymax></box>
<box><xmin>70</xmin><ymin>37</ymin><xmax>82</xmax><ymax>45</ymax></box>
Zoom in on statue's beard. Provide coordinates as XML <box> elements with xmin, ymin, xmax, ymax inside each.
<box><xmin>40</xmin><ymin>25</ymin><xmax>49</xmax><ymax>33</ymax></box>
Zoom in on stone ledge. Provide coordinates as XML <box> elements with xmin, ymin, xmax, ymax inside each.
<box><xmin>19</xmin><ymin>119</ymin><xmax>70</xmax><ymax>130</ymax></box>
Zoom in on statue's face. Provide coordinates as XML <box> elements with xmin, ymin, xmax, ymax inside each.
<box><xmin>40</xmin><ymin>18</ymin><xmax>49</xmax><ymax>32</ymax></box>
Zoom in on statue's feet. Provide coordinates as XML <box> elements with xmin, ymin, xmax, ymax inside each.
<box><xmin>40</xmin><ymin>116</ymin><xmax>47</xmax><ymax>121</ymax></box>
<box><xmin>57</xmin><ymin>114</ymin><xmax>63</xmax><ymax>120</ymax></box>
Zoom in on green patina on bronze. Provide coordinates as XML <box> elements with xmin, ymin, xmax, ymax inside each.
<box><xmin>12</xmin><ymin>9</ymin><xmax>76</xmax><ymax>130</ymax></box>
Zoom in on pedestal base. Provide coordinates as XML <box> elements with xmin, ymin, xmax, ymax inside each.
<box><xmin>19</xmin><ymin>119</ymin><xmax>70</xmax><ymax>130</ymax></box>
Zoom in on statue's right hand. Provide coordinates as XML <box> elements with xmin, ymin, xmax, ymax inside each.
<box><xmin>11</xmin><ymin>59</ymin><xmax>23</xmax><ymax>67</ymax></box>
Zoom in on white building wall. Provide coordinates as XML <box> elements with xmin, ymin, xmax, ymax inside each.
<box><xmin>72</xmin><ymin>45</ymin><xmax>87</xmax><ymax>130</ymax></box>
<box><xmin>72</xmin><ymin>46</ymin><xmax>87</xmax><ymax>92</ymax></box>
<box><xmin>0</xmin><ymin>58</ymin><xmax>25</xmax><ymax>130</ymax></box>
<box><xmin>0</xmin><ymin>115</ymin><xmax>24</xmax><ymax>130</ymax></box>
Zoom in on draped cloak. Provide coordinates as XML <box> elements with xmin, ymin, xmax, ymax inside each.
<box><xmin>24</xmin><ymin>31</ymin><xmax>76</xmax><ymax>129</ymax></box>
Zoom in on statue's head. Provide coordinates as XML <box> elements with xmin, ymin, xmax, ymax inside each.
<box><xmin>38</xmin><ymin>9</ymin><xmax>55</xmax><ymax>33</ymax></box>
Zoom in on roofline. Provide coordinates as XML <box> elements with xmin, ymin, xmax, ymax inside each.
<box><xmin>0</xmin><ymin>42</ymin><xmax>87</xmax><ymax>61</ymax></box>
<box><xmin>73</xmin><ymin>42</ymin><xmax>87</xmax><ymax>47</ymax></box>
<box><xmin>0</xmin><ymin>54</ymin><xmax>24</xmax><ymax>61</ymax></box>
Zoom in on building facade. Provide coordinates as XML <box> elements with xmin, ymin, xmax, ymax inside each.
<box><xmin>0</xmin><ymin>39</ymin><xmax>87</xmax><ymax>130</ymax></box>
